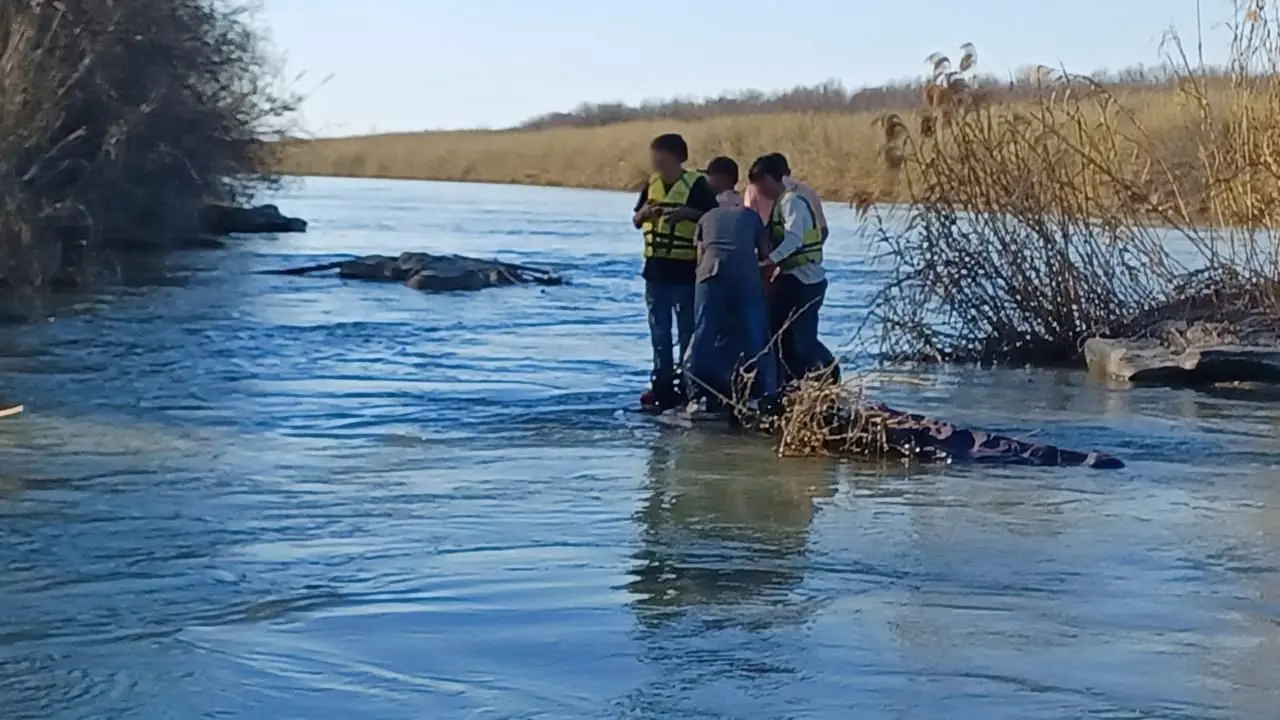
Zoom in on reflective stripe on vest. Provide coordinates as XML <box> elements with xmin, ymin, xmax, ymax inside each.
<box><xmin>768</xmin><ymin>190</ymin><xmax>824</xmax><ymax>270</ymax></box>
<box><xmin>641</xmin><ymin>170</ymin><xmax>701</xmax><ymax>262</ymax></box>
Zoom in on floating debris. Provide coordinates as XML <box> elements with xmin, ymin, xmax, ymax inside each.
<box><xmin>264</xmin><ymin>252</ymin><xmax>563</xmax><ymax>292</ymax></box>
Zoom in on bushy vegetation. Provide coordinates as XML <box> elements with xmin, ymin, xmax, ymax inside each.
<box><xmin>0</xmin><ymin>0</ymin><xmax>292</xmax><ymax>313</ymax></box>
<box><xmin>867</xmin><ymin>3</ymin><xmax>1280</xmax><ymax>365</ymax></box>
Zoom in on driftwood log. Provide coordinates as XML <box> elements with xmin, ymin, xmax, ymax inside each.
<box><xmin>263</xmin><ymin>252</ymin><xmax>563</xmax><ymax>292</ymax></box>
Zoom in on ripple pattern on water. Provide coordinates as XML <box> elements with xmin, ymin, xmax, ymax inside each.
<box><xmin>2</xmin><ymin>177</ymin><xmax>1279</xmax><ymax>719</ymax></box>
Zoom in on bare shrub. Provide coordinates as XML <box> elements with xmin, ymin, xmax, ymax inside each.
<box><xmin>0</xmin><ymin>0</ymin><xmax>294</xmax><ymax>313</ymax></box>
<box><xmin>867</xmin><ymin>5</ymin><xmax>1280</xmax><ymax>365</ymax></box>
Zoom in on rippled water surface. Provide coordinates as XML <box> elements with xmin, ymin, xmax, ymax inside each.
<box><xmin>3</xmin><ymin>177</ymin><xmax>1280</xmax><ymax>719</ymax></box>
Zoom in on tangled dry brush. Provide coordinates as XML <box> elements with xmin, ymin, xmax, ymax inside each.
<box><xmin>863</xmin><ymin>2</ymin><xmax>1280</xmax><ymax>366</ymax></box>
<box><xmin>0</xmin><ymin>0</ymin><xmax>292</xmax><ymax>313</ymax></box>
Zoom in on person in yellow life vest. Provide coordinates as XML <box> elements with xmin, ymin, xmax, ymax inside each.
<box><xmin>748</xmin><ymin>154</ymin><xmax>838</xmax><ymax>385</ymax></box>
<box><xmin>632</xmin><ymin>133</ymin><xmax>718</xmax><ymax>410</ymax></box>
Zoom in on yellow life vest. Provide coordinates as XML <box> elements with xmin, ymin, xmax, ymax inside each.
<box><xmin>641</xmin><ymin>170</ymin><xmax>701</xmax><ymax>262</ymax></box>
<box><xmin>768</xmin><ymin>189</ymin><xmax>824</xmax><ymax>270</ymax></box>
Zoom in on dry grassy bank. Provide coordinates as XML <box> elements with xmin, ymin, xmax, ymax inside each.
<box><xmin>272</xmin><ymin>87</ymin><xmax>1205</xmax><ymax>205</ymax></box>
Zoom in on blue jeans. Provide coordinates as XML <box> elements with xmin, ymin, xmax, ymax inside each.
<box><xmin>770</xmin><ymin>275</ymin><xmax>837</xmax><ymax>383</ymax></box>
<box><xmin>685</xmin><ymin>273</ymin><xmax>778</xmax><ymax>403</ymax></box>
<box><xmin>645</xmin><ymin>281</ymin><xmax>695</xmax><ymax>399</ymax></box>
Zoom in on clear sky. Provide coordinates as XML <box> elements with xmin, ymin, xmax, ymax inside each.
<box><xmin>261</xmin><ymin>0</ymin><xmax>1230</xmax><ymax>136</ymax></box>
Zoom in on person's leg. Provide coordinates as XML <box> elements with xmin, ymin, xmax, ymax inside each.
<box><xmin>736</xmin><ymin>275</ymin><xmax>778</xmax><ymax>398</ymax></box>
<box><xmin>771</xmin><ymin>274</ymin><xmax>804</xmax><ymax>384</ymax></box>
<box><xmin>645</xmin><ymin>281</ymin><xmax>676</xmax><ymax>403</ymax></box>
<box><xmin>672</xmin><ymin>282</ymin><xmax>696</xmax><ymax>398</ymax></box>
<box><xmin>685</xmin><ymin>277</ymin><xmax>729</xmax><ymax>404</ymax></box>
<box><xmin>787</xmin><ymin>278</ymin><xmax>829</xmax><ymax>378</ymax></box>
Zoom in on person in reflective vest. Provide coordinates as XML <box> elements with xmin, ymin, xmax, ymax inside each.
<box><xmin>748</xmin><ymin>154</ymin><xmax>838</xmax><ymax>385</ymax></box>
<box><xmin>633</xmin><ymin>134</ymin><xmax>719</xmax><ymax>409</ymax></box>
<box><xmin>743</xmin><ymin>152</ymin><xmax>829</xmax><ymax>243</ymax></box>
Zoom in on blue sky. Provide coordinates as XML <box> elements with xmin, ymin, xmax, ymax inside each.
<box><xmin>262</xmin><ymin>0</ymin><xmax>1229</xmax><ymax>136</ymax></box>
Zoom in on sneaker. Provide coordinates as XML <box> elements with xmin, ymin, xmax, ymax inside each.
<box><xmin>640</xmin><ymin>390</ymin><xmax>657</xmax><ymax>407</ymax></box>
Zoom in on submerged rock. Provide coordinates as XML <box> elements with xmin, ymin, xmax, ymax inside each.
<box><xmin>201</xmin><ymin>203</ymin><xmax>307</xmax><ymax>235</ymax></box>
<box><xmin>264</xmin><ymin>251</ymin><xmax>563</xmax><ymax>292</ymax></box>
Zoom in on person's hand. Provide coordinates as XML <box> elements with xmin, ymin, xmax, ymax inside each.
<box><xmin>634</xmin><ymin>204</ymin><xmax>662</xmax><ymax>223</ymax></box>
<box><xmin>760</xmin><ymin>258</ymin><xmax>780</xmax><ymax>283</ymax></box>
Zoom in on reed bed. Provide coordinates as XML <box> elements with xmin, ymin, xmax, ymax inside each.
<box><xmin>271</xmin><ymin>87</ymin><xmax>1193</xmax><ymax>208</ymax></box>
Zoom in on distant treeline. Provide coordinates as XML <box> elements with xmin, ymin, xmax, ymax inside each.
<box><xmin>514</xmin><ymin>63</ymin><xmax>1211</xmax><ymax>131</ymax></box>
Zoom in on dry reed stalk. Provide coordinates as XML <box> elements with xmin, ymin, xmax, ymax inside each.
<box><xmin>866</xmin><ymin>9</ymin><xmax>1280</xmax><ymax>365</ymax></box>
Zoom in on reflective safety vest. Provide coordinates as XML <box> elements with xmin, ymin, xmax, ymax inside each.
<box><xmin>767</xmin><ymin>189</ymin><xmax>824</xmax><ymax>270</ymax></box>
<box><xmin>641</xmin><ymin>170</ymin><xmax>701</xmax><ymax>262</ymax></box>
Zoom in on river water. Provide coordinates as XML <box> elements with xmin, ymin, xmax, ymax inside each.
<box><xmin>1</xmin><ymin>177</ymin><xmax>1279</xmax><ymax>719</ymax></box>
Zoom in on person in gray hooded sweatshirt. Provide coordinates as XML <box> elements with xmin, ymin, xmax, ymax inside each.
<box><xmin>682</xmin><ymin>156</ymin><xmax>778</xmax><ymax>412</ymax></box>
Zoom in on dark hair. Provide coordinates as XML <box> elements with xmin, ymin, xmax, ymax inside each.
<box><xmin>763</xmin><ymin>152</ymin><xmax>790</xmax><ymax>175</ymax></box>
<box><xmin>649</xmin><ymin>133</ymin><xmax>689</xmax><ymax>163</ymax></box>
<box><xmin>704</xmin><ymin>156</ymin><xmax>738</xmax><ymax>185</ymax></box>
<box><xmin>747</xmin><ymin>155</ymin><xmax>785</xmax><ymax>183</ymax></box>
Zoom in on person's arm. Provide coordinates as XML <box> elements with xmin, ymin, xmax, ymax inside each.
<box><xmin>694</xmin><ymin>218</ymin><xmax>705</xmax><ymax>263</ymax></box>
<box><xmin>633</xmin><ymin>187</ymin><xmax>658</xmax><ymax>228</ymax></box>
<box><xmin>766</xmin><ymin>194</ymin><xmax>808</xmax><ymax>265</ymax></box>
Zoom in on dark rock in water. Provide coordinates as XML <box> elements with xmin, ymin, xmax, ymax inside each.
<box><xmin>201</xmin><ymin>203</ymin><xmax>307</xmax><ymax>235</ymax></box>
<box><xmin>1085</xmin><ymin>317</ymin><xmax>1280</xmax><ymax>387</ymax></box>
<box><xmin>264</xmin><ymin>251</ymin><xmax>563</xmax><ymax>293</ymax></box>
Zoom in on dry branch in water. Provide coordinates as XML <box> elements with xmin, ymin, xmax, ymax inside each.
<box><xmin>0</xmin><ymin>0</ymin><xmax>294</xmax><ymax>314</ymax></box>
<box><xmin>866</xmin><ymin>6</ymin><xmax>1280</xmax><ymax>365</ymax></box>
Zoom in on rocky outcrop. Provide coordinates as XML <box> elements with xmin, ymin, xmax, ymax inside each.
<box><xmin>1084</xmin><ymin>316</ymin><xmax>1280</xmax><ymax>386</ymax></box>
<box><xmin>264</xmin><ymin>252</ymin><xmax>563</xmax><ymax>292</ymax></box>
<box><xmin>201</xmin><ymin>203</ymin><xmax>307</xmax><ymax>235</ymax></box>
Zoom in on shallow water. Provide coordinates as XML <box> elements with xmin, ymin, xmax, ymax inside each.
<box><xmin>2</xmin><ymin>176</ymin><xmax>1279</xmax><ymax>719</ymax></box>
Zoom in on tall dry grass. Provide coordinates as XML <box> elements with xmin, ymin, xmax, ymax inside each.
<box><xmin>866</xmin><ymin>2</ymin><xmax>1280</xmax><ymax>365</ymax></box>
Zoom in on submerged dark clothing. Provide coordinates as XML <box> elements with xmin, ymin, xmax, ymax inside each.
<box><xmin>635</xmin><ymin>175</ymin><xmax>718</xmax><ymax>285</ymax></box>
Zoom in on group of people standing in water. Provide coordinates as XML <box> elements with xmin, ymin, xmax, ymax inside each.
<box><xmin>633</xmin><ymin>132</ymin><xmax>837</xmax><ymax>415</ymax></box>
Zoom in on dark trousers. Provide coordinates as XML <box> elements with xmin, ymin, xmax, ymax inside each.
<box><xmin>685</xmin><ymin>274</ymin><xmax>778</xmax><ymax>404</ymax></box>
<box><xmin>645</xmin><ymin>280</ymin><xmax>695</xmax><ymax>399</ymax></box>
<box><xmin>770</xmin><ymin>275</ymin><xmax>837</xmax><ymax>384</ymax></box>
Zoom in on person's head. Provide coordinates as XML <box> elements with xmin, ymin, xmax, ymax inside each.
<box><xmin>703</xmin><ymin>156</ymin><xmax>738</xmax><ymax>195</ymax></box>
<box><xmin>649</xmin><ymin>133</ymin><xmax>689</xmax><ymax>176</ymax></box>
<box><xmin>747</xmin><ymin>154</ymin><xmax>787</xmax><ymax>200</ymax></box>
<box><xmin>763</xmin><ymin>152</ymin><xmax>791</xmax><ymax>177</ymax></box>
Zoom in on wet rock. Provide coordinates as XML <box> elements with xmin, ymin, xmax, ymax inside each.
<box><xmin>201</xmin><ymin>203</ymin><xmax>307</xmax><ymax>235</ymax></box>
<box><xmin>1084</xmin><ymin>318</ymin><xmax>1280</xmax><ymax>386</ymax></box>
<box><xmin>266</xmin><ymin>251</ymin><xmax>562</xmax><ymax>293</ymax></box>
